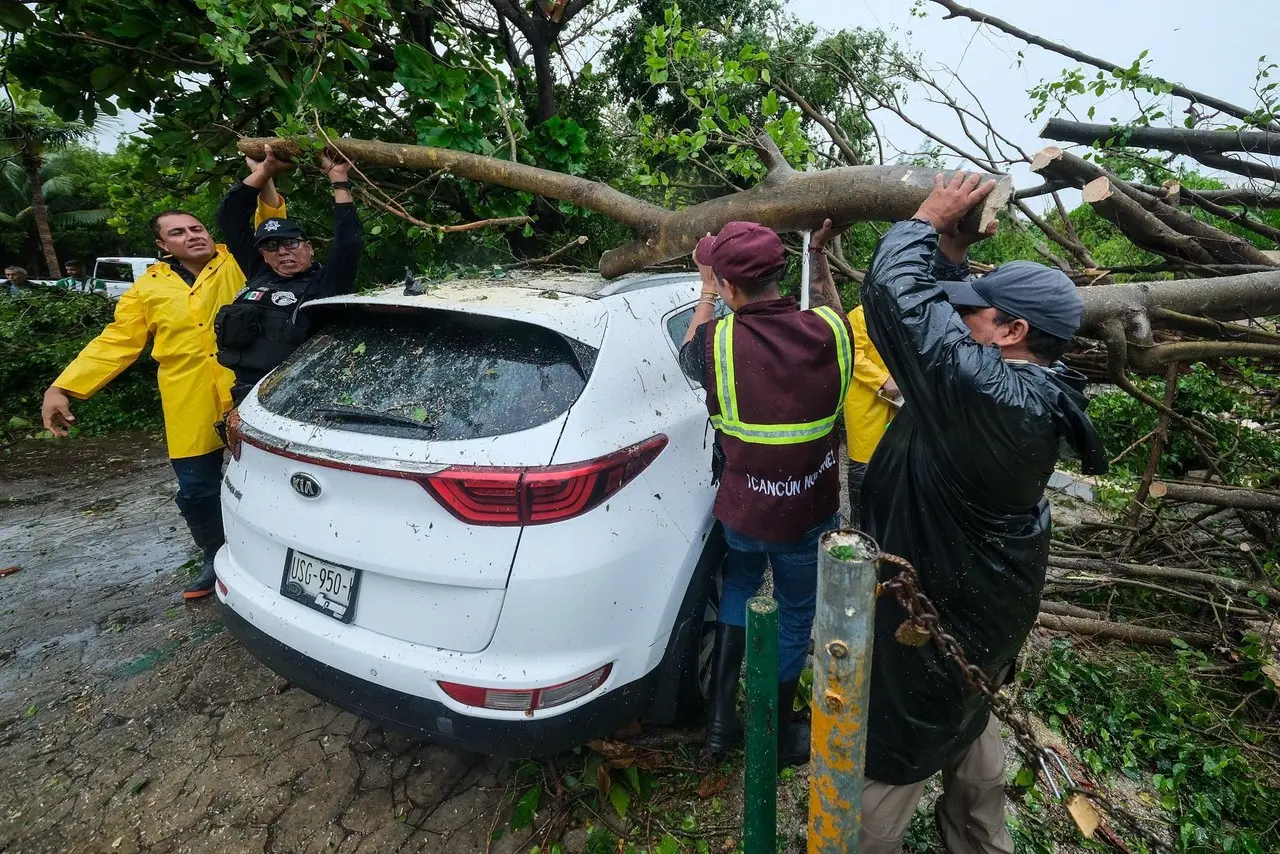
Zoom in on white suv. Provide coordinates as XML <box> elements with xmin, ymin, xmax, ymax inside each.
<box><xmin>215</xmin><ymin>272</ymin><xmax>727</xmax><ymax>754</ymax></box>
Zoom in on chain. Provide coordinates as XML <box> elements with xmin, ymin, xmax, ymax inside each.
<box><xmin>876</xmin><ymin>552</ymin><xmax>1176</xmax><ymax>853</ymax></box>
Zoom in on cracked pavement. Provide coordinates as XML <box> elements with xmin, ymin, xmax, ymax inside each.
<box><xmin>1</xmin><ymin>435</ymin><xmax>525</xmax><ymax>854</ymax></box>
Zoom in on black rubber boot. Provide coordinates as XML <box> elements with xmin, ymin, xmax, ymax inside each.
<box><xmin>777</xmin><ymin>679</ymin><xmax>811</xmax><ymax>768</ymax></box>
<box><xmin>703</xmin><ymin>623</ymin><xmax>747</xmax><ymax>757</ymax></box>
<box><xmin>180</xmin><ymin>500</ymin><xmax>224</xmax><ymax>601</ymax></box>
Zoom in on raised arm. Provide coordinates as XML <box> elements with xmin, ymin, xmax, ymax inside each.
<box><xmin>314</xmin><ymin>152</ymin><xmax>362</xmax><ymax>297</ymax></box>
<box><xmin>216</xmin><ymin>144</ymin><xmax>292</xmax><ymax>280</ymax></box>
<box><xmin>860</xmin><ymin>173</ymin><xmax>1000</xmax><ymax>424</ymax></box>
<box><xmin>806</xmin><ymin>218</ymin><xmax>846</xmax><ymax>315</ymax></box>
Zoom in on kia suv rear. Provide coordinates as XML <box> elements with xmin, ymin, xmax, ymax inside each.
<box><xmin>215</xmin><ymin>273</ymin><xmax>724</xmax><ymax>755</ymax></box>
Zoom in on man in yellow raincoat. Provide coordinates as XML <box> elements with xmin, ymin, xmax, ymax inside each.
<box><xmin>842</xmin><ymin>304</ymin><xmax>899</xmax><ymax>522</ymax></box>
<box><xmin>40</xmin><ymin>155</ymin><xmax>290</xmax><ymax>600</ymax></box>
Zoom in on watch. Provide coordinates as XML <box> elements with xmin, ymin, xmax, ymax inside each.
<box><xmin>330</xmin><ymin>180</ymin><xmax>352</xmax><ymax>190</ymax></box>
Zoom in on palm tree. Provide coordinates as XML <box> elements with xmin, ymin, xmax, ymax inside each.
<box><xmin>0</xmin><ymin>151</ymin><xmax>110</xmax><ymax>262</ymax></box>
<box><xmin>0</xmin><ymin>86</ymin><xmax>90</xmax><ymax>276</ymax></box>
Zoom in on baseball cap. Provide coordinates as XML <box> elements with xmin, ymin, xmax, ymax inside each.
<box><xmin>253</xmin><ymin>217</ymin><xmax>308</xmax><ymax>247</ymax></box>
<box><xmin>942</xmin><ymin>261</ymin><xmax>1083</xmax><ymax>340</ymax></box>
<box><xmin>694</xmin><ymin>221</ymin><xmax>785</xmax><ymax>286</ymax></box>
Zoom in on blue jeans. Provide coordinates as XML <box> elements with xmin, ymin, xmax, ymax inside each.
<box><xmin>720</xmin><ymin>513</ymin><xmax>841</xmax><ymax>683</ymax></box>
<box><xmin>170</xmin><ymin>450</ymin><xmax>224</xmax><ymax>518</ymax></box>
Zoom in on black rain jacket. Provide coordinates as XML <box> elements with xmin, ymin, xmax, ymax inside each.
<box><xmin>859</xmin><ymin>219</ymin><xmax>1109</xmax><ymax>785</ymax></box>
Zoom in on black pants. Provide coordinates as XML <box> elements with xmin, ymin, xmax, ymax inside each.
<box><xmin>847</xmin><ymin>460</ymin><xmax>868</xmax><ymax>531</ymax></box>
<box><xmin>171</xmin><ymin>450</ymin><xmax>225</xmax><ymax>551</ymax></box>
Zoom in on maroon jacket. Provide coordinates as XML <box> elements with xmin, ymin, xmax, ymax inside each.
<box><xmin>690</xmin><ymin>298</ymin><xmax>851</xmax><ymax>541</ymax></box>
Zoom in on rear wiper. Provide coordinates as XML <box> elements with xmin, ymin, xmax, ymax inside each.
<box><xmin>311</xmin><ymin>404</ymin><xmax>437</xmax><ymax>431</ymax></box>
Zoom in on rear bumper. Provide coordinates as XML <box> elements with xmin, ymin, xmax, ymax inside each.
<box><xmin>220</xmin><ymin>603</ymin><xmax>659</xmax><ymax>756</ymax></box>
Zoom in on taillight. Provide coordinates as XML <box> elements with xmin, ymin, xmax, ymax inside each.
<box><xmin>439</xmin><ymin>664</ymin><xmax>612</xmax><ymax>712</ymax></box>
<box><xmin>225</xmin><ymin>409</ymin><xmax>243</xmax><ymax>461</ymax></box>
<box><xmin>423</xmin><ymin>434</ymin><xmax>668</xmax><ymax>526</ymax></box>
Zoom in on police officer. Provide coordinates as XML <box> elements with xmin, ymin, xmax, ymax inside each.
<box><xmin>215</xmin><ymin>146</ymin><xmax>361</xmax><ymax>404</ymax></box>
<box><xmin>41</xmin><ymin>182</ymin><xmax>286</xmax><ymax>601</ymax></box>
<box><xmin>678</xmin><ymin>221</ymin><xmax>853</xmax><ymax>767</ymax></box>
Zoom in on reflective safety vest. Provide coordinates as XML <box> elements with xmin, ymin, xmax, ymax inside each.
<box><xmin>702</xmin><ymin>298</ymin><xmax>854</xmax><ymax>541</ymax></box>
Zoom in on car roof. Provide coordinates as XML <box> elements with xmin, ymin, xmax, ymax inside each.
<box><xmin>303</xmin><ymin>269</ymin><xmax>698</xmax><ymax>345</ymax></box>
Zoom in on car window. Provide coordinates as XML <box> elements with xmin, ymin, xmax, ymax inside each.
<box><xmin>666</xmin><ymin>303</ymin><xmax>729</xmax><ymax>348</ymax></box>
<box><xmin>95</xmin><ymin>263</ymin><xmax>136</xmax><ymax>282</ymax></box>
<box><xmin>257</xmin><ymin>309</ymin><xmax>595</xmax><ymax>441</ymax></box>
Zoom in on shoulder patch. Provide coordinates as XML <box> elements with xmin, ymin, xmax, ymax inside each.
<box><xmin>270</xmin><ymin>291</ymin><xmax>299</xmax><ymax>307</ymax></box>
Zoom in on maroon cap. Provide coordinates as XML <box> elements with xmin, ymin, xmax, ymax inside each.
<box><xmin>695</xmin><ymin>221</ymin><xmax>785</xmax><ymax>285</ymax></box>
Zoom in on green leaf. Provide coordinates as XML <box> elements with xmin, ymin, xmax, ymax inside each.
<box><xmin>90</xmin><ymin>65</ymin><xmax>128</xmax><ymax>92</ymax></box>
<box><xmin>410</xmin><ymin>407</ymin><xmax>428</xmax><ymax>423</ymax></box>
<box><xmin>510</xmin><ymin>784</ymin><xmax>541</xmax><ymax>831</ymax></box>
<box><xmin>352</xmin><ymin>342</ymin><xmax>367</xmax><ymax>355</ymax></box>
<box><xmin>608</xmin><ymin>783</ymin><xmax>630</xmax><ymax>819</ymax></box>
<box><xmin>655</xmin><ymin>835</ymin><xmax>682</xmax><ymax>854</ymax></box>
<box><xmin>0</xmin><ymin>2</ymin><xmax>37</xmax><ymax>32</ymax></box>
<box><xmin>106</xmin><ymin>15</ymin><xmax>158</xmax><ymax>39</ymax></box>
<box><xmin>1014</xmin><ymin>766</ymin><xmax>1035</xmax><ymax>788</ymax></box>
<box><xmin>228</xmin><ymin>64</ymin><xmax>269</xmax><ymax>99</ymax></box>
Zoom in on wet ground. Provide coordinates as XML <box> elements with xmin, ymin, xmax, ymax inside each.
<box><xmin>0</xmin><ymin>435</ymin><xmax>522</xmax><ymax>854</ymax></box>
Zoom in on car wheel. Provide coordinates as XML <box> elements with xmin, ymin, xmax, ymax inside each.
<box><xmin>672</xmin><ymin>527</ymin><xmax>725</xmax><ymax>722</ymax></box>
<box><xmin>697</xmin><ymin>557</ymin><xmax>724</xmax><ymax>701</ymax></box>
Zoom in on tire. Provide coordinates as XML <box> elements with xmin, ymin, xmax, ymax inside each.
<box><xmin>673</xmin><ymin>525</ymin><xmax>726</xmax><ymax>722</ymax></box>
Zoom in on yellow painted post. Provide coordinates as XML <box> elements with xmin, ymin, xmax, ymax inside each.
<box><xmin>808</xmin><ymin>529</ymin><xmax>880</xmax><ymax>853</ymax></box>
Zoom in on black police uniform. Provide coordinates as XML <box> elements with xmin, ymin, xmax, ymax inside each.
<box><xmin>214</xmin><ymin>182</ymin><xmax>362</xmax><ymax>404</ymax></box>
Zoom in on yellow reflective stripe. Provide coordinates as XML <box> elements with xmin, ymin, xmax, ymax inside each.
<box><xmin>713</xmin><ymin>314</ymin><xmax>737</xmax><ymax>423</ymax></box>
<box><xmin>812</xmin><ymin>305</ymin><xmax>853</xmax><ymax>406</ymax></box>
<box><xmin>709</xmin><ymin>306</ymin><xmax>852</xmax><ymax>447</ymax></box>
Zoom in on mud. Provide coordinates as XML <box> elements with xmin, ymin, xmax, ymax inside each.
<box><xmin>0</xmin><ymin>435</ymin><xmax>523</xmax><ymax>854</ymax></box>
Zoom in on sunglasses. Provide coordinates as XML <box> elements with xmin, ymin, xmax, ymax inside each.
<box><xmin>260</xmin><ymin>238</ymin><xmax>306</xmax><ymax>253</ymax></box>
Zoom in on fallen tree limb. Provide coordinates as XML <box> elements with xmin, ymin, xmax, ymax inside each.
<box><xmin>1078</xmin><ymin>268</ymin><xmax>1280</xmax><ymax>334</ymax></box>
<box><xmin>930</xmin><ymin>0</ymin><xmax>1279</xmax><ymax>131</ymax></box>
<box><xmin>1036</xmin><ymin>612</ymin><xmax>1216</xmax><ymax>648</ymax></box>
<box><xmin>508</xmin><ymin>235</ymin><xmax>589</xmax><ymax>268</ymax></box>
<box><xmin>1130</xmin><ymin>340</ymin><xmax>1280</xmax><ymax>369</ymax></box>
<box><xmin>1132</xmin><ymin>184</ymin><xmax>1280</xmax><ymax>209</ymax></box>
<box><xmin>1147</xmin><ymin>309</ymin><xmax>1280</xmax><ymax>344</ymax></box>
<box><xmin>1041</xmin><ymin>118</ymin><xmax>1280</xmax><ymax>157</ymax></box>
<box><xmin>1082</xmin><ymin>177</ymin><xmax>1217</xmax><ymax>264</ymax></box>
<box><xmin>1034</xmin><ymin>148</ymin><xmax>1278</xmax><ymax>266</ymax></box>
<box><xmin>239</xmin><ymin>135</ymin><xmax>1011</xmax><ymax>279</ymax></box>
<box><xmin>1048</xmin><ymin>554</ymin><xmax>1280</xmax><ymax>599</ymax></box>
<box><xmin>1039</xmin><ymin>601</ymin><xmax>1106</xmax><ymax>620</ymax></box>
<box><xmin>1152</xmin><ymin>481</ymin><xmax>1280</xmax><ymax>512</ymax></box>
<box><xmin>1182</xmin><ymin>152</ymin><xmax>1280</xmax><ymax>185</ymax></box>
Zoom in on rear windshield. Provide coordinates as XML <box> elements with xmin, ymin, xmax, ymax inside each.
<box><xmin>257</xmin><ymin>308</ymin><xmax>595</xmax><ymax>441</ymax></box>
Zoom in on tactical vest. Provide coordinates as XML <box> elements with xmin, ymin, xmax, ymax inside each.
<box><xmin>214</xmin><ymin>282</ymin><xmax>311</xmax><ymax>382</ymax></box>
<box><xmin>704</xmin><ymin>299</ymin><xmax>853</xmax><ymax>541</ymax></box>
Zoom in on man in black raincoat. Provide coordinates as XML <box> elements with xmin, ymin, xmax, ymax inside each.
<box><xmin>857</xmin><ymin>173</ymin><xmax>1109</xmax><ymax>853</ymax></box>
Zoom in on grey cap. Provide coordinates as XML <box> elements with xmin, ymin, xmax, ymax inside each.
<box><xmin>942</xmin><ymin>261</ymin><xmax>1083</xmax><ymax>340</ymax></box>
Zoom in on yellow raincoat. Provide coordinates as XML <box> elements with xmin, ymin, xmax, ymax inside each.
<box><xmin>53</xmin><ymin>196</ymin><xmax>285</xmax><ymax>459</ymax></box>
<box><xmin>842</xmin><ymin>305</ymin><xmax>897</xmax><ymax>464</ymax></box>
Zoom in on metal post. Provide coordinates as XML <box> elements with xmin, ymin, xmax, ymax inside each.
<box><xmin>808</xmin><ymin>530</ymin><xmax>880</xmax><ymax>853</ymax></box>
<box><xmin>800</xmin><ymin>229</ymin><xmax>812</xmax><ymax>310</ymax></box>
<box><xmin>743</xmin><ymin>595</ymin><xmax>779</xmax><ymax>854</ymax></box>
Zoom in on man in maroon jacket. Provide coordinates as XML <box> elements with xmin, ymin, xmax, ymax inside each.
<box><xmin>678</xmin><ymin>221</ymin><xmax>853</xmax><ymax>766</ymax></box>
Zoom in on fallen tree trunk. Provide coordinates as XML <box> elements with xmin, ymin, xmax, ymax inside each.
<box><xmin>1039</xmin><ymin>600</ymin><xmax>1106</xmax><ymax>620</ymax></box>
<box><xmin>1036</xmin><ymin>612</ymin><xmax>1216</xmax><ymax>649</ymax></box>
<box><xmin>1042</xmin><ymin>118</ymin><xmax>1280</xmax><ymax>157</ymax></box>
<box><xmin>1132</xmin><ymin>184</ymin><xmax>1280</xmax><ymax>209</ymax></box>
<box><xmin>1076</xmin><ymin>268</ymin><xmax>1280</xmax><ymax>336</ymax></box>
<box><xmin>239</xmin><ymin>135</ymin><xmax>1012</xmax><ymax>279</ymax></box>
<box><xmin>1152</xmin><ymin>481</ymin><xmax>1280</xmax><ymax>511</ymax></box>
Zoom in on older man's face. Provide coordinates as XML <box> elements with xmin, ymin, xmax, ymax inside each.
<box><xmin>6</xmin><ymin>268</ymin><xmax>26</xmax><ymax>284</ymax></box>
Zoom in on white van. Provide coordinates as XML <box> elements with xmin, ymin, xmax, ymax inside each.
<box><xmin>93</xmin><ymin>257</ymin><xmax>154</xmax><ymax>298</ymax></box>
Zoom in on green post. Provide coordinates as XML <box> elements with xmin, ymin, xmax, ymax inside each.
<box><xmin>744</xmin><ymin>595</ymin><xmax>779</xmax><ymax>854</ymax></box>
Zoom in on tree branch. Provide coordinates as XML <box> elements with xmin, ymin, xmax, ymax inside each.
<box><xmin>1042</xmin><ymin>118</ymin><xmax>1280</xmax><ymax>157</ymax></box>
<box><xmin>930</xmin><ymin>0</ymin><xmax>1279</xmax><ymax>130</ymax></box>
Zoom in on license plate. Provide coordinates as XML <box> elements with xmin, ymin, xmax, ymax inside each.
<box><xmin>280</xmin><ymin>549</ymin><xmax>361</xmax><ymax>623</ymax></box>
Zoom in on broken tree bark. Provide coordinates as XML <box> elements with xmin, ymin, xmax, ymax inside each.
<box><xmin>238</xmin><ymin>135</ymin><xmax>1012</xmax><ymax>279</ymax></box>
<box><xmin>1036</xmin><ymin>613</ymin><xmax>1215</xmax><ymax>649</ymax></box>
<box><xmin>1041</xmin><ymin>118</ymin><xmax>1280</xmax><ymax>157</ymax></box>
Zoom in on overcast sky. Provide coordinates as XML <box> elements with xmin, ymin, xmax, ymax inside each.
<box><xmin>787</xmin><ymin>0</ymin><xmax>1276</xmax><ymax>199</ymax></box>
